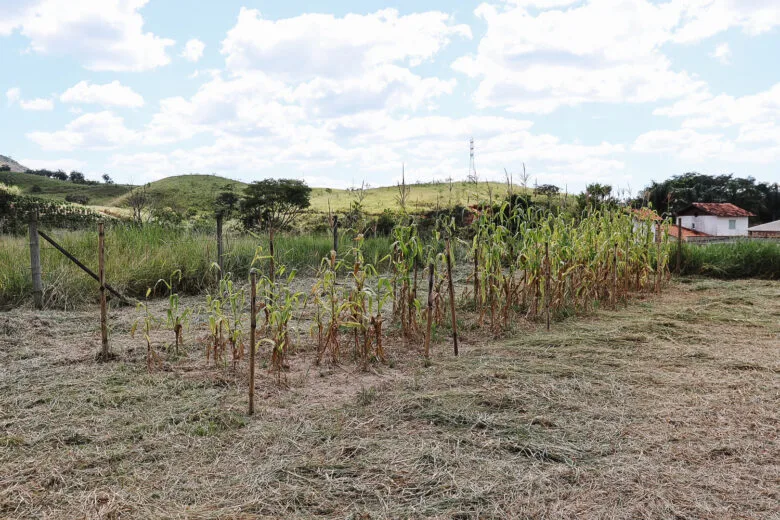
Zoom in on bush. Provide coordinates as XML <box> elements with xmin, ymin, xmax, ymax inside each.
<box><xmin>30</xmin><ymin>185</ymin><xmax>42</xmax><ymax>193</ymax></box>
<box><xmin>64</xmin><ymin>194</ymin><xmax>90</xmax><ymax>205</ymax></box>
<box><xmin>680</xmin><ymin>240</ymin><xmax>780</xmax><ymax>279</ymax></box>
<box><xmin>0</xmin><ymin>165</ymin><xmax>10</xmax><ymax>172</ymax></box>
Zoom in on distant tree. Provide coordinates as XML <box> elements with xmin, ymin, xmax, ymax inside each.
<box><xmin>240</xmin><ymin>179</ymin><xmax>311</xmax><ymax>281</ymax></box>
<box><xmin>535</xmin><ymin>184</ymin><xmax>560</xmax><ymax>198</ymax></box>
<box><xmin>127</xmin><ymin>184</ymin><xmax>151</xmax><ymax>223</ymax></box>
<box><xmin>102</xmin><ymin>174</ymin><xmax>113</xmax><ymax>184</ymax></box>
<box><xmin>52</xmin><ymin>170</ymin><xmax>68</xmax><ymax>181</ymax></box>
<box><xmin>69</xmin><ymin>171</ymin><xmax>86</xmax><ymax>184</ymax></box>
<box><xmin>577</xmin><ymin>183</ymin><xmax>616</xmax><ymax>211</ymax></box>
<box><xmin>643</xmin><ymin>172</ymin><xmax>779</xmax><ymax>222</ymax></box>
<box><xmin>0</xmin><ymin>165</ymin><xmax>10</xmax><ymax>172</ymax></box>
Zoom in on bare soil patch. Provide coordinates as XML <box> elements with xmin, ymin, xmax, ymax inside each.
<box><xmin>1</xmin><ymin>279</ymin><xmax>778</xmax><ymax>519</ymax></box>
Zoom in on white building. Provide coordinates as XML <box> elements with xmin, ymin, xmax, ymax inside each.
<box><xmin>675</xmin><ymin>203</ymin><xmax>755</xmax><ymax>237</ymax></box>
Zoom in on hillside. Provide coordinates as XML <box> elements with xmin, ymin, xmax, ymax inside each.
<box><xmin>111</xmin><ymin>174</ymin><xmax>248</xmax><ymax>213</ymax></box>
<box><xmin>0</xmin><ymin>155</ymin><xmax>29</xmax><ymax>173</ymax></box>
<box><xmin>0</xmin><ymin>171</ymin><xmax>132</xmax><ymax>206</ymax></box>
<box><xmin>1</xmin><ymin>169</ymin><xmax>532</xmax><ymax>217</ymax></box>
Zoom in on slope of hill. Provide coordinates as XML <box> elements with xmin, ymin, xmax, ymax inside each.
<box><xmin>0</xmin><ymin>171</ymin><xmax>132</xmax><ymax>206</ymax></box>
<box><xmin>111</xmin><ymin>174</ymin><xmax>248</xmax><ymax>213</ymax></box>
<box><xmin>1</xmin><ymin>168</ymin><xmax>530</xmax><ymax>217</ymax></box>
<box><xmin>0</xmin><ymin>155</ymin><xmax>29</xmax><ymax>173</ymax></box>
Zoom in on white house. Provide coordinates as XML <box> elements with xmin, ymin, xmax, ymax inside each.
<box><xmin>675</xmin><ymin>203</ymin><xmax>755</xmax><ymax>237</ymax></box>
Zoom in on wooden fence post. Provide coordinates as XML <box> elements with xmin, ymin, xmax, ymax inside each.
<box><xmin>424</xmin><ymin>262</ymin><xmax>434</xmax><ymax>360</ymax></box>
<box><xmin>29</xmin><ymin>214</ymin><xmax>43</xmax><ymax>310</ymax></box>
<box><xmin>248</xmin><ymin>269</ymin><xmax>257</xmax><ymax>415</ymax></box>
<box><xmin>98</xmin><ymin>222</ymin><xmax>109</xmax><ymax>359</ymax></box>
<box><xmin>445</xmin><ymin>238</ymin><xmax>459</xmax><ymax>356</ymax></box>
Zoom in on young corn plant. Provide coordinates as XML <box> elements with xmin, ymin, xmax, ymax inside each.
<box><xmin>130</xmin><ymin>288</ymin><xmax>160</xmax><ymax>371</ymax></box>
<box><xmin>154</xmin><ymin>269</ymin><xmax>192</xmax><ymax>357</ymax></box>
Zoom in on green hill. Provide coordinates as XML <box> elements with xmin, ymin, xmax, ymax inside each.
<box><xmin>1</xmin><ymin>169</ymin><xmax>529</xmax><ymax>217</ymax></box>
<box><xmin>112</xmin><ymin>174</ymin><xmax>248</xmax><ymax>213</ymax></box>
<box><xmin>0</xmin><ymin>171</ymin><xmax>132</xmax><ymax>206</ymax></box>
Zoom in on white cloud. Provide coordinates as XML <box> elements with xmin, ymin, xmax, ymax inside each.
<box><xmin>710</xmin><ymin>42</ymin><xmax>731</xmax><ymax>64</ymax></box>
<box><xmin>181</xmin><ymin>38</ymin><xmax>205</xmax><ymax>62</ymax></box>
<box><xmin>0</xmin><ymin>1</ymin><xmax>31</xmax><ymax>36</ymax></box>
<box><xmin>6</xmin><ymin>87</ymin><xmax>53</xmax><ymax>110</ymax></box>
<box><xmin>60</xmin><ymin>80</ymin><xmax>144</xmax><ymax>108</ymax></box>
<box><xmin>673</xmin><ymin>0</ymin><xmax>780</xmax><ymax>43</ymax></box>
<box><xmin>21</xmin><ymin>158</ymin><xmax>87</xmax><ymax>172</ymax></box>
<box><xmin>453</xmin><ymin>0</ymin><xmax>705</xmax><ymax>113</ymax></box>
<box><xmin>9</xmin><ymin>0</ymin><xmax>174</xmax><ymax>71</ymax></box>
<box><xmin>20</xmin><ymin>98</ymin><xmax>54</xmax><ymax>111</ymax></box>
<box><xmin>6</xmin><ymin>87</ymin><xmax>21</xmax><ymax>105</ymax></box>
<box><xmin>222</xmin><ymin>8</ymin><xmax>471</xmax><ymax>80</ymax></box>
<box><xmin>27</xmin><ymin>111</ymin><xmax>137</xmax><ymax>151</ymax></box>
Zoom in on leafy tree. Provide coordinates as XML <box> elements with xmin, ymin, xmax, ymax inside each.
<box><xmin>69</xmin><ymin>171</ymin><xmax>86</xmax><ymax>184</ymax></box>
<box><xmin>643</xmin><ymin>172</ymin><xmax>779</xmax><ymax>222</ymax></box>
<box><xmin>240</xmin><ymin>179</ymin><xmax>311</xmax><ymax>281</ymax></box>
<box><xmin>240</xmin><ymin>179</ymin><xmax>311</xmax><ymax>232</ymax></box>
<box><xmin>0</xmin><ymin>165</ymin><xmax>10</xmax><ymax>172</ymax></box>
<box><xmin>52</xmin><ymin>170</ymin><xmax>68</xmax><ymax>181</ymax></box>
<box><xmin>127</xmin><ymin>184</ymin><xmax>151</xmax><ymax>223</ymax></box>
<box><xmin>102</xmin><ymin>174</ymin><xmax>113</xmax><ymax>184</ymax></box>
<box><xmin>214</xmin><ymin>185</ymin><xmax>240</xmax><ymax>220</ymax></box>
<box><xmin>577</xmin><ymin>183</ymin><xmax>616</xmax><ymax>211</ymax></box>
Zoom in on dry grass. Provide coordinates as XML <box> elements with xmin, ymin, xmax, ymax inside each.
<box><xmin>1</xmin><ymin>279</ymin><xmax>778</xmax><ymax>519</ymax></box>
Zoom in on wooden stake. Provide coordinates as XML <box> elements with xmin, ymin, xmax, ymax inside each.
<box><xmin>445</xmin><ymin>238</ymin><xmax>459</xmax><ymax>356</ymax></box>
<box><xmin>424</xmin><ymin>262</ymin><xmax>434</xmax><ymax>360</ymax></box>
<box><xmin>268</xmin><ymin>227</ymin><xmax>275</xmax><ymax>284</ymax></box>
<box><xmin>98</xmin><ymin>222</ymin><xmax>109</xmax><ymax>358</ymax></box>
<box><xmin>249</xmin><ymin>269</ymin><xmax>257</xmax><ymax>415</ymax></box>
<box><xmin>28</xmin><ymin>215</ymin><xmax>43</xmax><ymax>310</ymax></box>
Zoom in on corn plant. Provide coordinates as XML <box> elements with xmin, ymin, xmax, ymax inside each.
<box><xmin>130</xmin><ymin>288</ymin><xmax>159</xmax><ymax>371</ymax></box>
<box><xmin>154</xmin><ymin>269</ymin><xmax>192</xmax><ymax>356</ymax></box>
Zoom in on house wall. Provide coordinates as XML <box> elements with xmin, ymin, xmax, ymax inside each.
<box><xmin>677</xmin><ymin>215</ymin><xmax>749</xmax><ymax>236</ymax></box>
<box><xmin>749</xmin><ymin>230</ymin><xmax>780</xmax><ymax>237</ymax></box>
<box><xmin>715</xmin><ymin>217</ymin><xmax>749</xmax><ymax>236</ymax></box>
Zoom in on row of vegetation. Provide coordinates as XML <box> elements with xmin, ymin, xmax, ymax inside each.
<box><xmin>127</xmin><ymin>204</ymin><xmax>671</xmax><ymax>379</ymax></box>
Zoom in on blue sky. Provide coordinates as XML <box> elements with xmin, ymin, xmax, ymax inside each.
<box><xmin>1</xmin><ymin>0</ymin><xmax>779</xmax><ymax>192</ymax></box>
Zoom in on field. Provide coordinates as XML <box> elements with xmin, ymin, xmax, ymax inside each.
<box><xmin>1</xmin><ymin>278</ymin><xmax>778</xmax><ymax>518</ymax></box>
<box><xmin>1</xmin><ymin>170</ymin><xmax>528</xmax><ymax>215</ymax></box>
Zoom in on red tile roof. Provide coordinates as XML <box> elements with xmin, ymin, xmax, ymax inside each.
<box><xmin>676</xmin><ymin>202</ymin><xmax>755</xmax><ymax>218</ymax></box>
<box><xmin>668</xmin><ymin>225</ymin><xmax>711</xmax><ymax>239</ymax></box>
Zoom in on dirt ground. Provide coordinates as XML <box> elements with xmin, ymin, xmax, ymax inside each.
<box><xmin>1</xmin><ymin>278</ymin><xmax>778</xmax><ymax>519</ymax></box>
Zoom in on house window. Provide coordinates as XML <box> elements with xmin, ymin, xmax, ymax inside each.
<box><xmin>729</xmin><ymin>219</ymin><xmax>736</xmax><ymax>230</ymax></box>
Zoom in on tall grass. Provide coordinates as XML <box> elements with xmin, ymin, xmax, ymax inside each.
<box><xmin>0</xmin><ymin>224</ymin><xmax>395</xmax><ymax>307</ymax></box>
<box><xmin>680</xmin><ymin>240</ymin><xmax>780</xmax><ymax>279</ymax></box>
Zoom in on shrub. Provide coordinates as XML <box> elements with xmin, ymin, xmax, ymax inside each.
<box><xmin>64</xmin><ymin>194</ymin><xmax>90</xmax><ymax>205</ymax></box>
<box><xmin>30</xmin><ymin>185</ymin><xmax>42</xmax><ymax>193</ymax></box>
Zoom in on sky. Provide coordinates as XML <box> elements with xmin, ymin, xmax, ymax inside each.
<box><xmin>1</xmin><ymin>0</ymin><xmax>779</xmax><ymax>192</ymax></box>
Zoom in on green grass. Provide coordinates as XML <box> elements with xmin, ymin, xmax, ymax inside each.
<box><xmin>0</xmin><ymin>225</ymin><xmax>396</xmax><ymax>307</ymax></box>
<box><xmin>680</xmin><ymin>240</ymin><xmax>780</xmax><ymax>279</ymax></box>
<box><xmin>0</xmin><ymin>171</ymin><xmax>132</xmax><ymax>206</ymax></box>
<box><xmin>111</xmin><ymin>174</ymin><xmax>248</xmax><ymax>213</ymax></box>
<box><xmin>2</xmin><ymin>170</ymin><xmax>533</xmax><ymax>216</ymax></box>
